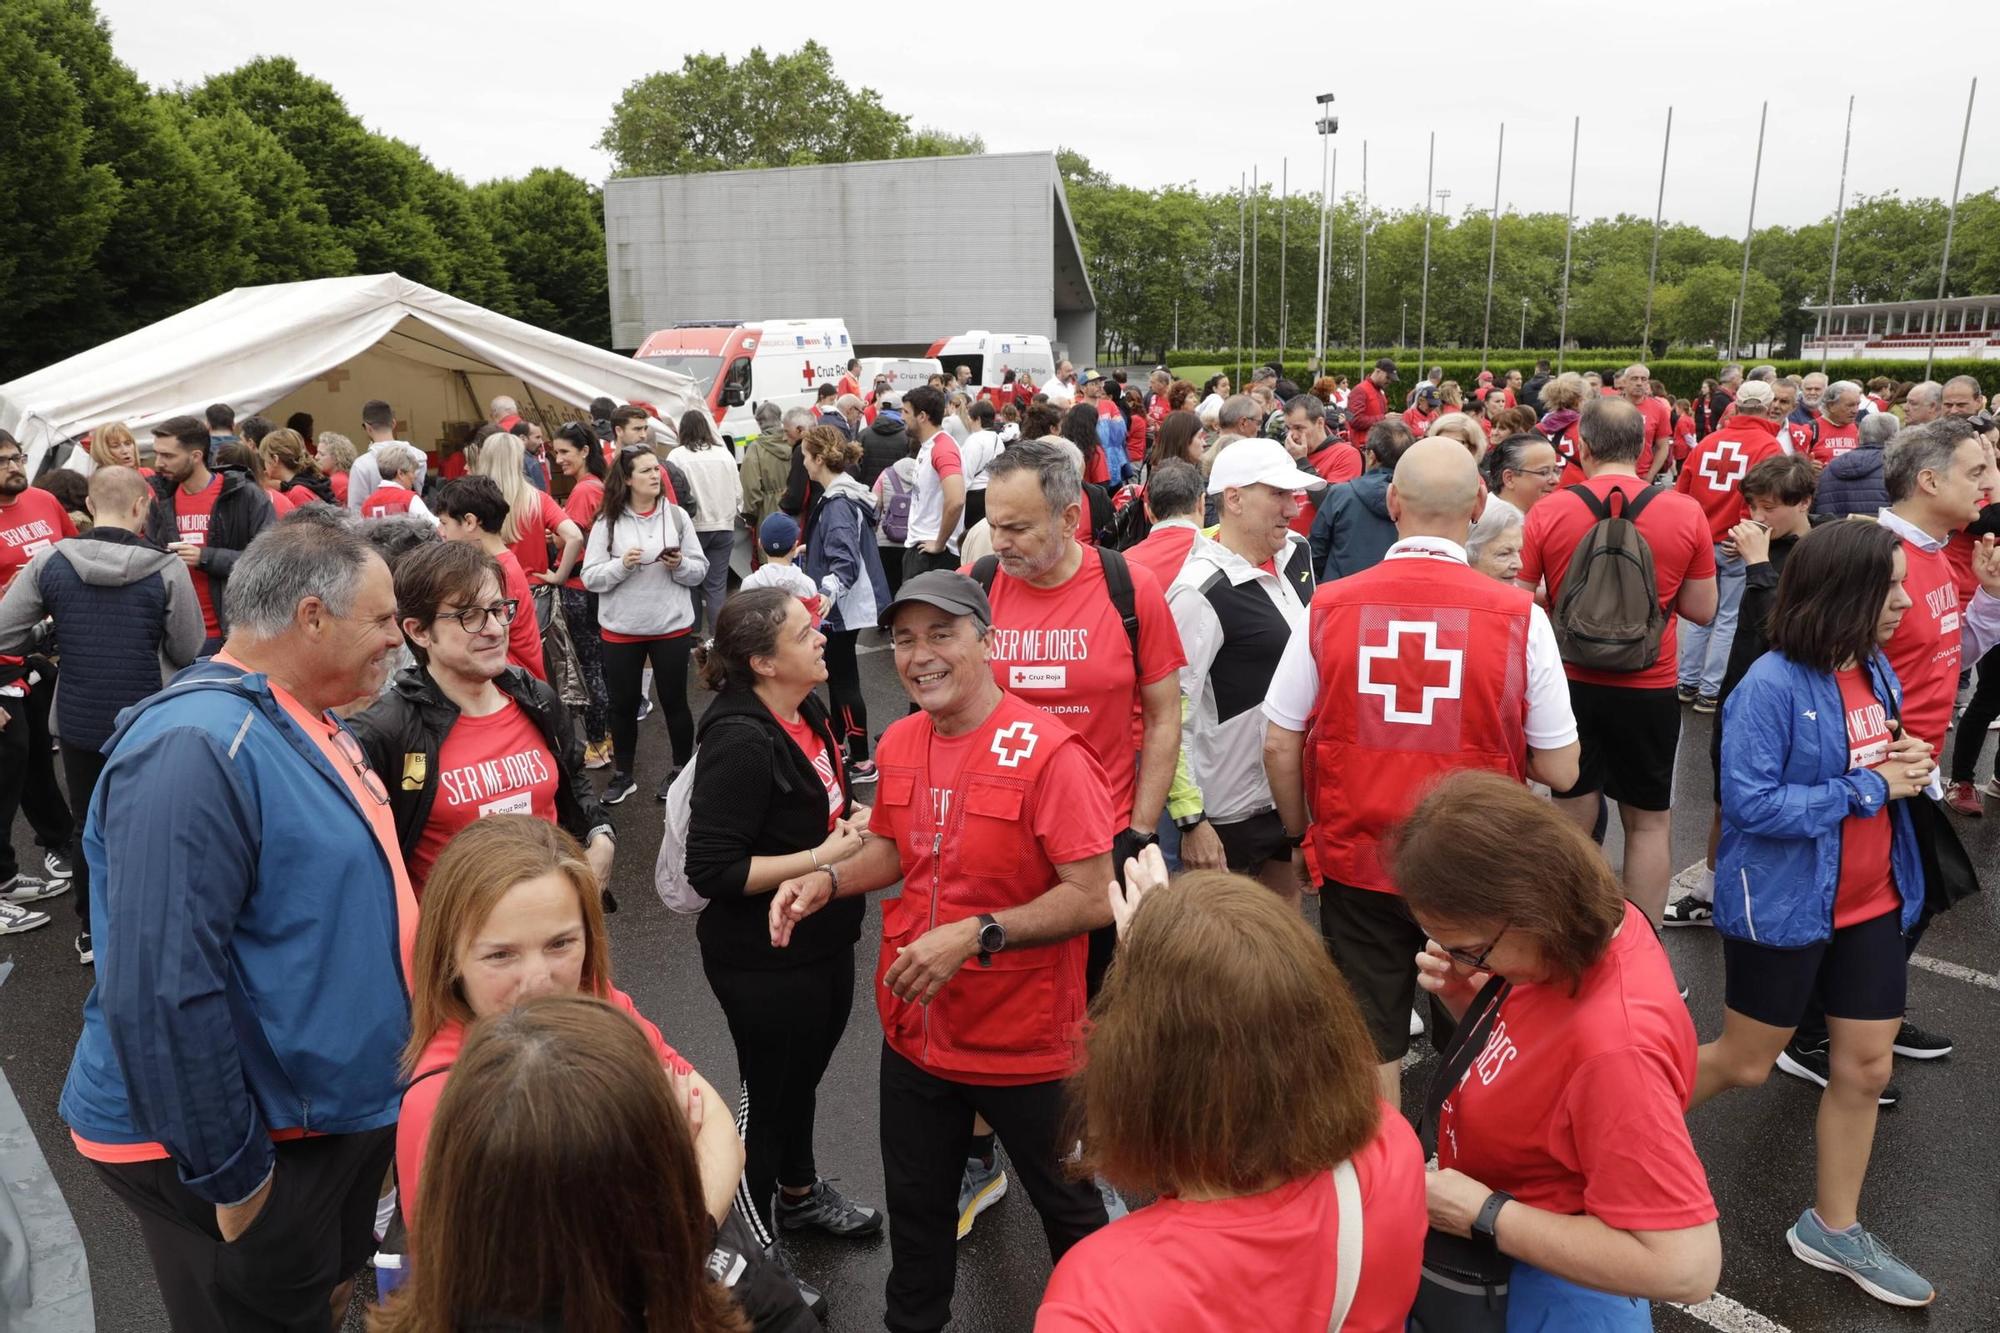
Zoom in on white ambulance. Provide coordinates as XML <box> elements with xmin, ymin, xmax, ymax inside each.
<box><xmin>926</xmin><ymin>332</ymin><xmax>1057</xmax><ymax>392</ymax></box>
<box><xmin>634</xmin><ymin>318</ymin><xmax>854</xmax><ymax>446</ymax></box>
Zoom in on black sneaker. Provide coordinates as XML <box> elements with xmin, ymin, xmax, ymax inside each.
<box><xmin>1662</xmin><ymin>894</ymin><xmax>1713</xmax><ymax>927</ymax></box>
<box><xmin>777</xmin><ymin>1179</ymin><xmax>884</xmax><ymax>1238</ymax></box>
<box><xmin>1676</xmin><ymin>684</ymin><xmax>1700</xmax><ymax>705</ymax></box>
<box><xmin>1692</xmin><ymin>694</ymin><xmax>1719</xmax><ymax>715</ymax></box>
<box><xmin>1892</xmin><ymin>1021</ymin><xmax>1952</xmax><ymax>1060</ymax></box>
<box><xmin>602</xmin><ymin>773</ymin><xmax>637</xmax><ymax>805</ymax></box>
<box><xmin>1777</xmin><ymin>1038</ymin><xmax>1900</xmax><ymax>1106</ymax></box>
<box><xmin>43</xmin><ymin>849</ymin><xmax>73</xmax><ymax>880</ymax></box>
<box><xmin>75</xmin><ymin>931</ymin><xmax>93</xmax><ymax>965</ymax></box>
<box><xmin>657</xmin><ymin>765</ymin><xmax>685</xmax><ymax>801</ymax></box>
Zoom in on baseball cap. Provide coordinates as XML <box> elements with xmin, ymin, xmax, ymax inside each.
<box><xmin>1079</xmin><ymin>368</ymin><xmax>1105</xmax><ymax>384</ymax></box>
<box><xmin>1735</xmin><ymin>381</ymin><xmax>1775</xmax><ymax>409</ymax></box>
<box><xmin>1207</xmin><ymin>437</ymin><xmax>1328</xmax><ymax>495</ymax></box>
<box><xmin>758</xmin><ymin>512</ymin><xmax>800</xmax><ymax>554</ymax></box>
<box><xmin>877</xmin><ymin>392</ymin><xmax>903</xmax><ymax>412</ymax></box>
<box><xmin>876</xmin><ymin>570</ymin><xmax>992</xmax><ymax>631</ymax></box>
<box><xmin>1374</xmin><ymin>357</ymin><xmax>1400</xmax><ymax>382</ymax></box>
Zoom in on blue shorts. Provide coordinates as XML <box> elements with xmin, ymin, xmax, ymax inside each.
<box><xmin>1505</xmin><ymin>1260</ymin><xmax>1651</xmax><ymax>1332</ymax></box>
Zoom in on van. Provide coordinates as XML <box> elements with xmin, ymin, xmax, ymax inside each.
<box><xmin>634</xmin><ymin>318</ymin><xmax>853</xmax><ymax>446</ymax></box>
<box><xmin>855</xmin><ymin>357</ymin><xmax>943</xmax><ymax>398</ymax></box>
<box><xmin>926</xmin><ymin>332</ymin><xmax>1057</xmax><ymax>392</ymax></box>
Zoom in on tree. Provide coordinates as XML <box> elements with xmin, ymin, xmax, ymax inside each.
<box><xmin>473</xmin><ymin>169</ymin><xmax>609</xmax><ymax>346</ymax></box>
<box><xmin>1569</xmin><ymin>262</ymin><xmax>1652</xmax><ymax>347</ymax></box>
<box><xmin>599</xmin><ymin>42</ymin><xmax>974</xmax><ymax>177</ymax></box>
<box><xmin>172</xmin><ymin>100</ymin><xmax>354</xmax><ymax>286</ymax></box>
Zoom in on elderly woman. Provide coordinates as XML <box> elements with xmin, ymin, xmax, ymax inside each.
<box><xmin>1395</xmin><ymin>770</ymin><xmax>1720</xmax><ymax>1329</ymax></box>
<box><xmin>1037</xmin><ymin>861</ymin><xmax>1425</xmax><ymax>1331</ymax></box>
<box><xmin>1466</xmin><ymin>500</ymin><xmax>1525</xmax><ymax>584</ymax></box>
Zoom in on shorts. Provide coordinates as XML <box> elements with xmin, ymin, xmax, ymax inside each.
<box><xmin>1552</xmin><ymin>681</ymin><xmax>1679</xmax><ymax>812</ymax></box>
<box><xmin>1214</xmin><ymin>810</ymin><xmax>1291</xmax><ymax>875</ymax></box>
<box><xmin>902</xmin><ymin>544</ymin><xmax>958</xmax><ymax>582</ymax></box>
<box><xmin>1317</xmin><ymin>880</ymin><xmax>1427</xmax><ymax>1061</ymax></box>
<box><xmin>1721</xmin><ymin>909</ymin><xmax>1908</xmax><ymax>1026</ymax></box>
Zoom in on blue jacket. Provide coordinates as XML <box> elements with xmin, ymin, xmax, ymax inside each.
<box><xmin>61</xmin><ymin>661</ymin><xmax>410</xmax><ymax>1205</ymax></box>
<box><xmin>803</xmin><ymin>474</ymin><xmax>890</xmax><ymax>633</ymax></box>
<box><xmin>1717</xmin><ymin>650</ymin><xmax>1924</xmax><ymax>947</ymax></box>
<box><xmin>1309</xmin><ymin>468</ymin><xmax>1398</xmax><ymax>582</ymax></box>
<box><xmin>1813</xmin><ymin>444</ymin><xmax>1890</xmax><ymax>519</ymax></box>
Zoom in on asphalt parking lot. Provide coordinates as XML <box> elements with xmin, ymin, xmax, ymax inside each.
<box><xmin>6</xmin><ymin>630</ymin><xmax>1999</xmax><ymax>1331</ymax></box>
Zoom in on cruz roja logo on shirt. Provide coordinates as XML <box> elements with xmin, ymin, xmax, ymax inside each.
<box><xmin>1357</xmin><ymin>620</ymin><xmax>1464</xmax><ymax>726</ymax></box>
<box><xmin>991</xmin><ymin>720</ymin><xmax>1040</xmax><ymax>769</ymax></box>
<box><xmin>1697</xmin><ymin>441</ymin><xmax>1748</xmax><ymax>491</ymax></box>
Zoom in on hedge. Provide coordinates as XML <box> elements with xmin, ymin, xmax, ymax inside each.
<box><xmin>1166</xmin><ymin>356</ymin><xmax>1999</xmax><ymax>402</ymax></box>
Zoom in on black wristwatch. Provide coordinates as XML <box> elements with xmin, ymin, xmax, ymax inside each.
<box><xmin>975</xmin><ymin>913</ymin><xmax>1006</xmax><ymax>967</ymax></box>
<box><xmin>1472</xmin><ymin>1189</ymin><xmax>1514</xmax><ymax>1240</ymax></box>
<box><xmin>1174</xmin><ymin>810</ymin><xmax>1208</xmax><ymax>832</ymax></box>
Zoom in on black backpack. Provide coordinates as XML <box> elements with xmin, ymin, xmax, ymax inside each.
<box><xmin>971</xmin><ymin>546</ymin><xmax>1141</xmax><ymax>661</ymax></box>
<box><xmin>1551</xmin><ymin>483</ymin><xmax>1667</xmax><ymax>674</ymax></box>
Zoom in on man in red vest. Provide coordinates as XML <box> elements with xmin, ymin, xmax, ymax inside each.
<box><xmin>1346</xmin><ymin>357</ymin><xmax>1396</xmax><ymax>439</ymax></box>
<box><xmin>769</xmin><ymin>570</ymin><xmax>1116</xmax><ymax>1333</ymax></box>
<box><xmin>1675</xmin><ymin>381</ymin><xmax>1786</xmax><ymax>712</ymax></box>
<box><xmin>1263</xmin><ymin>438</ymin><xmax>1580</xmax><ymax>1100</ymax></box>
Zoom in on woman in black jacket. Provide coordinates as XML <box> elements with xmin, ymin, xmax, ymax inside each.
<box><xmin>349</xmin><ymin>540</ymin><xmax>616</xmax><ymax>897</ymax></box>
<box><xmin>685</xmin><ymin>587</ymin><xmax>881</xmax><ymax>1246</ymax></box>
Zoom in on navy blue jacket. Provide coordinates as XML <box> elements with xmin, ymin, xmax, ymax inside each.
<box><xmin>143</xmin><ymin>467</ymin><xmax>275</xmax><ymax>638</ymax></box>
<box><xmin>1814</xmin><ymin>445</ymin><xmax>1890</xmax><ymax>519</ymax></box>
<box><xmin>0</xmin><ymin>529</ymin><xmax>204</xmax><ymax>750</ymax></box>
<box><xmin>1309</xmin><ymin>468</ymin><xmax>1398</xmax><ymax>581</ymax></box>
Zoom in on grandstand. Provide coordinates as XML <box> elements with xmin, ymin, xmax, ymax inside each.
<box><xmin>1802</xmin><ymin>294</ymin><xmax>2000</xmax><ymax>361</ymax></box>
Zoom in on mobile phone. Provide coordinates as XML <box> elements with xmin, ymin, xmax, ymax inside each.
<box><xmin>656</xmin><ymin>546</ymin><xmax>682</xmax><ymax>562</ymax></box>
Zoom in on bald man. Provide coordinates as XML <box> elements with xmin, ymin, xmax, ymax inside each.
<box><xmin>1264</xmin><ymin>437</ymin><xmax>1579</xmax><ymax>1101</ymax></box>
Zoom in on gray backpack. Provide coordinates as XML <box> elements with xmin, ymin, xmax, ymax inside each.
<box><xmin>1552</xmin><ymin>483</ymin><xmax>1667</xmax><ymax>674</ymax></box>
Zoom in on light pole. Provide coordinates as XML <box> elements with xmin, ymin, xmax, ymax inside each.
<box><xmin>1311</xmin><ymin>95</ymin><xmax>1336</xmax><ymax>372</ymax></box>
<box><xmin>1420</xmin><ymin>185</ymin><xmax>1449</xmax><ymax>373</ymax></box>
<box><xmin>1416</xmin><ymin>133</ymin><xmax>1436</xmax><ymax>373</ymax></box>
<box><xmin>1520</xmin><ymin>297</ymin><xmax>1529</xmax><ymax>350</ymax></box>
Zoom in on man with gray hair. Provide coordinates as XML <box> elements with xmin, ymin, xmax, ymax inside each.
<box><xmin>1903</xmin><ymin>380</ymin><xmax>1944</xmax><ymax>425</ymax></box>
<box><xmin>1621</xmin><ymin>363</ymin><xmax>1676</xmax><ymax>481</ymax></box>
<box><xmin>739</xmin><ymin>399</ymin><xmax>793</xmax><ymax>539</ymax></box>
<box><xmin>1216</xmin><ymin>393</ymin><xmax>1264</xmax><ymax>439</ymax></box>
<box><xmin>1798</xmin><ymin>370</ymin><xmax>1828</xmax><ymax>418</ymax></box>
<box><xmin>1812</xmin><ymin>380</ymin><xmax>1863</xmax><ymax>461</ymax></box>
<box><xmin>1941</xmin><ymin>374</ymin><xmax>1985</xmax><ymax>419</ymax></box>
<box><xmin>59</xmin><ymin>519</ymin><xmax>413</xmax><ymax>1330</ymax></box>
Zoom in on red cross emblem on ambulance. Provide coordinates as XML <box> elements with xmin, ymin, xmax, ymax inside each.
<box><xmin>991</xmin><ymin>720</ymin><xmax>1039</xmax><ymax>768</ymax></box>
<box><xmin>1698</xmin><ymin>440</ymin><xmax>1747</xmax><ymax>492</ymax></box>
<box><xmin>1354</xmin><ymin>607</ymin><xmax>1470</xmax><ymax>751</ymax></box>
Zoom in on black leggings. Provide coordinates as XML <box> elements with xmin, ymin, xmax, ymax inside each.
<box><xmin>824</xmin><ymin>628</ymin><xmax>870</xmax><ymax>761</ymax></box>
<box><xmin>1949</xmin><ymin>641</ymin><xmax>2000</xmax><ymax>781</ymax></box>
<box><xmin>602</xmin><ymin>635</ymin><xmax>694</xmax><ymax>777</ymax></box>
<box><xmin>701</xmin><ymin>948</ymin><xmax>856</xmax><ymax>1236</ymax></box>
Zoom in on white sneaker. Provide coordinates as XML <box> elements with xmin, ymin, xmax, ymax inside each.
<box><xmin>0</xmin><ymin>901</ymin><xmax>51</xmax><ymax>934</ymax></box>
<box><xmin>0</xmin><ymin>875</ymin><xmax>67</xmax><ymax>905</ymax></box>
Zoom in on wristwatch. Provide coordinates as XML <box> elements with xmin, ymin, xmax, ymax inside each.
<box><xmin>1472</xmin><ymin>1189</ymin><xmax>1514</xmax><ymax>1240</ymax></box>
<box><xmin>1174</xmin><ymin>810</ymin><xmax>1208</xmax><ymax>832</ymax></box>
<box><xmin>975</xmin><ymin>913</ymin><xmax>1006</xmax><ymax>967</ymax></box>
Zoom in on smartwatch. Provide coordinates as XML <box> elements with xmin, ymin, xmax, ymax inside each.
<box><xmin>1471</xmin><ymin>1189</ymin><xmax>1514</xmax><ymax>1240</ymax></box>
<box><xmin>1174</xmin><ymin>810</ymin><xmax>1208</xmax><ymax>832</ymax></box>
<box><xmin>976</xmin><ymin>913</ymin><xmax>1006</xmax><ymax>966</ymax></box>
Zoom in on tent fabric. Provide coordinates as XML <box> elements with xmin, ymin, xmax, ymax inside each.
<box><xmin>0</xmin><ymin>273</ymin><xmax>701</xmax><ymax>472</ymax></box>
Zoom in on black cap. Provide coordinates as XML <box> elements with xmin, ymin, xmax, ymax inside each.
<box><xmin>1375</xmin><ymin>357</ymin><xmax>1400</xmax><ymax>382</ymax></box>
<box><xmin>876</xmin><ymin>569</ymin><xmax>991</xmax><ymax>631</ymax></box>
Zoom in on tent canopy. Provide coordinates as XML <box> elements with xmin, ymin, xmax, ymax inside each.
<box><xmin>0</xmin><ymin>273</ymin><xmax>700</xmax><ymax>473</ymax></box>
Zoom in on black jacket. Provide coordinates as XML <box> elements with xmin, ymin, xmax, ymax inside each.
<box><xmin>857</xmin><ymin>416</ymin><xmax>909</xmax><ymax>488</ymax></box>
<box><xmin>279</xmin><ymin>472</ymin><xmax>338</xmax><ymax>505</ymax></box>
<box><xmin>348</xmin><ymin>663</ymin><xmax>614</xmax><ymax>872</ymax></box>
<box><xmin>143</xmin><ymin>466</ymin><xmax>275</xmax><ymax>638</ymax></box>
<box><xmin>684</xmin><ymin>689</ymin><xmax>863</xmax><ymax>970</ymax></box>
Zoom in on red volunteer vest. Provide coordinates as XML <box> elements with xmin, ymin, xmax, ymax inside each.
<box><xmin>871</xmin><ymin>693</ymin><xmax>1091</xmax><ymax>1084</ymax></box>
<box><xmin>1304</xmin><ymin>553</ymin><xmax>1532</xmax><ymax>892</ymax></box>
<box><xmin>362</xmin><ymin>485</ymin><xmax>418</xmax><ymax>519</ymax></box>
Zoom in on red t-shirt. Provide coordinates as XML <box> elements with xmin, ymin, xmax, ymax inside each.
<box><xmin>506</xmin><ymin>489</ymin><xmax>572</xmax><ymax>577</ymax></box>
<box><xmin>978</xmin><ymin>552</ymin><xmax>1185</xmax><ymax>827</ymax></box>
<box><xmin>563</xmin><ymin>476</ymin><xmax>605</xmax><ymax>592</ymax></box>
<box><xmin>1123</xmin><ymin>523</ymin><xmax>1199</xmax><ymax>593</ymax></box>
<box><xmin>264</xmin><ymin>486</ymin><xmax>296</xmax><ymax>517</ymax></box>
<box><xmin>1811</xmin><ymin>419</ymin><xmax>1861</xmax><ymax>465</ymax></box>
<box><xmin>360</xmin><ymin>483</ymin><xmax>417</xmax><ymax>519</ymax></box>
<box><xmin>493</xmin><ymin>549</ymin><xmax>548</xmax><ymax>682</ymax></box>
<box><xmin>329</xmin><ymin>471</ymin><xmax>350</xmax><ymax>504</ymax></box>
<box><xmin>1884</xmin><ymin>535</ymin><xmax>1961</xmax><ymax>752</ymax></box>
<box><xmin>1037</xmin><ymin>1106</ymin><xmax>1426</xmax><ymax>1333</ymax></box>
<box><xmin>407</xmin><ymin>696</ymin><xmax>560</xmax><ymax>891</ymax></box>
<box><xmin>1308</xmin><ymin>442</ymin><xmax>1364</xmax><ymax>487</ymax></box>
<box><xmin>1834</xmin><ymin>668</ymin><xmax>1901</xmax><ymax>929</ymax></box>
<box><xmin>777</xmin><ymin>711</ymin><xmax>843</xmax><ymax>832</ymax></box>
<box><xmin>172</xmin><ymin>474</ymin><xmax>226</xmax><ymax>637</ymax></box>
<box><xmin>1439</xmin><ymin>902</ymin><xmax>1717</xmax><ymax>1230</ymax></box>
<box><xmin>0</xmin><ymin>487</ymin><xmax>77</xmax><ymax>595</ymax></box>
<box><xmin>1942</xmin><ymin>524</ymin><xmax>1981</xmax><ymax>606</ymax></box>
<box><xmin>1633</xmin><ymin>394</ymin><xmax>1674</xmax><ymax>478</ymax></box>
<box><xmin>1519</xmin><ymin>474</ymin><xmax>1716</xmax><ymax>689</ymax></box>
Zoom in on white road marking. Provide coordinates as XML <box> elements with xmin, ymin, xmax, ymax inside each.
<box><xmin>1671</xmin><ymin>1293</ymin><xmax>1793</xmax><ymax>1333</ymax></box>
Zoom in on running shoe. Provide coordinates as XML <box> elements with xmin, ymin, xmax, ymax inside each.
<box><xmin>657</xmin><ymin>765</ymin><xmax>684</xmax><ymax>802</ymax></box>
<box><xmin>1691</xmin><ymin>694</ymin><xmax>1719</xmax><ymax>715</ymax></box>
<box><xmin>1786</xmin><ymin>1208</ymin><xmax>1935</xmax><ymax>1307</ymax></box>
<box><xmin>43</xmin><ymin>849</ymin><xmax>73</xmax><ymax>880</ymax></box>
<box><xmin>1776</xmin><ymin>1038</ymin><xmax>1899</xmax><ymax>1106</ymax></box>
<box><xmin>637</xmin><ymin>696</ymin><xmax>654</xmax><ymax>721</ymax></box>
<box><xmin>1984</xmin><ymin>777</ymin><xmax>2000</xmax><ymax>800</ymax></box>
<box><xmin>1662</xmin><ymin>894</ymin><xmax>1713</xmax><ymax>927</ymax></box>
<box><xmin>0</xmin><ymin>874</ymin><xmax>66</xmax><ymax>905</ymax></box>
<box><xmin>1892</xmin><ymin>1021</ymin><xmax>1952</xmax><ymax>1060</ymax></box>
<box><xmin>602</xmin><ymin>773</ymin><xmax>638</xmax><ymax>805</ymax></box>
<box><xmin>776</xmin><ymin>1179</ymin><xmax>883</xmax><ymax>1238</ymax></box>
<box><xmin>75</xmin><ymin>931</ymin><xmax>92</xmax><ymax>965</ymax></box>
<box><xmin>847</xmin><ymin>759</ymin><xmax>878</xmax><ymax>782</ymax></box>
<box><xmin>1676</xmin><ymin>684</ymin><xmax>1700</xmax><ymax>705</ymax></box>
<box><xmin>956</xmin><ymin>1155</ymin><xmax>1008</xmax><ymax>1241</ymax></box>
<box><xmin>1943</xmin><ymin>780</ymin><xmax>1984</xmax><ymax>817</ymax></box>
<box><xmin>0</xmin><ymin>901</ymin><xmax>51</xmax><ymax>935</ymax></box>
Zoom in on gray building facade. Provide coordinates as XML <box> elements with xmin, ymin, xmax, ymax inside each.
<box><xmin>605</xmin><ymin>151</ymin><xmax>1096</xmax><ymax>361</ymax></box>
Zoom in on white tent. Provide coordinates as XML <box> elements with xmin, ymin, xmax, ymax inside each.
<box><xmin>0</xmin><ymin>273</ymin><xmax>701</xmax><ymax>473</ymax></box>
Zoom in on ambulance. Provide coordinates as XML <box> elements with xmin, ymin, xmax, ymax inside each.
<box><xmin>854</xmin><ymin>357</ymin><xmax>943</xmax><ymax>397</ymax></box>
<box><xmin>925</xmin><ymin>332</ymin><xmax>1057</xmax><ymax>392</ymax></box>
<box><xmin>634</xmin><ymin>318</ymin><xmax>854</xmax><ymax>446</ymax></box>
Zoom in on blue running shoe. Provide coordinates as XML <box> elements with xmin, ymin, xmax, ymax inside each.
<box><xmin>1787</xmin><ymin>1208</ymin><xmax>1935</xmax><ymax>1307</ymax></box>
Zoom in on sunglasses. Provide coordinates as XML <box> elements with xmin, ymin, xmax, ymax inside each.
<box><xmin>327</xmin><ymin>721</ymin><xmax>390</xmax><ymax>806</ymax></box>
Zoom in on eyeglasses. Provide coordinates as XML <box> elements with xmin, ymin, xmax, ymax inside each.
<box><xmin>1515</xmin><ymin>466</ymin><xmax>1565</xmax><ymax>481</ymax></box>
<box><xmin>0</xmin><ymin>452</ymin><xmax>24</xmax><ymax>468</ymax></box>
<box><xmin>327</xmin><ymin>722</ymin><xmax>391</xmax><ymax>806</ymax></box>
<box><xmin>439</xmin><ymin>600</ymin><xmax>519</xmax><ymax>634</ymax></box>
<box><xmin>1440</xmin><ymin>925</ymin><xmax>1508</xmax><ymax>972</ymax></box>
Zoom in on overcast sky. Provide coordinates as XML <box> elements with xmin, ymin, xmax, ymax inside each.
<box><xmin>101</xmin><ymin>0</ymin><xmax>1999</xmax><ymax>237</ymax></box>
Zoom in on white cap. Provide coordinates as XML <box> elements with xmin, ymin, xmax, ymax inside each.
<box><xmin>1207</xmin><ymin>437</ymin><xmax>1327</xmax><ymax>495</ymax></box>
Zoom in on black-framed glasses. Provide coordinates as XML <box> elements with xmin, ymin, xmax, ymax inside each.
<box><xmin>0</xmin><ymin>452</ymin><xmax>24</xmax><ymax>468</ymax></box>
<box><xmin>327</xmin><ymin>721</ymin><xmax>391</xmax><ymax>806</ymax></box>
<box><xmin>439</xmin><ymin>600</ymin><xmax>519</xmax><ymax>634</ymax></box>
<box><xmin>1441</xmin><ymin>925</ymin><xmax>1508</xmax><ymax>972</ymax></box>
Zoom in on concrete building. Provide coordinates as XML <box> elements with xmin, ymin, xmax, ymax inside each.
<box><xmin>604</xmin><ymin>151</ymin><xmax>1096</xmax><ymax>361</ymax></box>
<box><xmin>1802</xmin><ymin>294</ymin><xmax>2000</xmax><ymax>361</ymax></box>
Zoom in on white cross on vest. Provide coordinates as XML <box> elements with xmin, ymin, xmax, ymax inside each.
<box><xmin>1698</xmin><ymin>440</ymin><xmax>1748</xmax><ymax>492</ymax></box>
<box><xmin>990</xmin><ymin>720</ymin><xmax>1040</xmax><ymax>768</ymax></box>
<box><xmin>1357</xmin><ymin>620</ymin><xmax>1464</xmax><ymax>725</ymax></box>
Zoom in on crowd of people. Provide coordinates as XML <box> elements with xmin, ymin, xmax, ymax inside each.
<box><xmin>0</xmin><ymin>351</ymin><xmax>1996</xmax><ymax>1332</ymax></box>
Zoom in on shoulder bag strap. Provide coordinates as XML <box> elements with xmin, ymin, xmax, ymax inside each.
<box><xmin>1327</xmin><ymin>1158</ymin><xmax>1363</xmax><ymax>1332</ymax></box>
<box><xmin>1095</xmin><ymin>545</ymin><xmax>1141</xmax><ymax>660</ymax></box>
<box><xmin>1417</xmin><ymin>974</ymin><xmax>1510</xmax><ymax>1157</ymax></box>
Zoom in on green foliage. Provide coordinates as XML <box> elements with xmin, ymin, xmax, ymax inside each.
<box><xmin>598</xmin><ymin>41</ymin><xmax>977</xmax><ymax>177</ymax></box>
<box><xmin>471</xmin><ymin>169</ymin><xmax>609</xmax><ymax>347</ymax></box>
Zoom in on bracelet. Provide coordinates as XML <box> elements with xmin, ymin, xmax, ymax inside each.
<box><xmin>809</xmin><ymin>846</ymin><xmax>821</xmax><ymax>870</ymax></box>
<box><xmin>826</xmin><ymin>862</ymin><xmax>841</xmax><ymax>896</ymax></box>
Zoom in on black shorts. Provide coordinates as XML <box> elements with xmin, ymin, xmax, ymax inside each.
<box><xmin>1215</xmin><ymin>810</ymin><xmax>1291</xmax><ymax>875</ymax></box>
<box><xmin>1553</xmin><ymin>681</ymin><xmax>1680</xmax><ymax>811</ymax></box>
<box><xmin>1722</xmin><ymin>909</ymin><xmax>1909</xmax><ymax>1026</ymax></box>
<box><xmin>1317</xmin><ymin>880</ymin><xmax>1427</xmax><ymax>1061</ymax></box>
